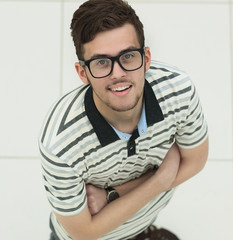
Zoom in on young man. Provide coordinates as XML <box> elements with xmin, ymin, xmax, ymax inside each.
<box><xmin>39</xmin><ymin>0</ymin><xmax>209</xmax><ymax>239</ymax></box>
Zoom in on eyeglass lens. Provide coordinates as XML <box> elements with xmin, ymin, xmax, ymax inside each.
<box><xmin>89</xmin><ymin>50</ymin><xmax>142</xmax><ymax>78</ymax></box>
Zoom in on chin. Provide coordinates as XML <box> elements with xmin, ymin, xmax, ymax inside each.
<box><xmin>109</xmin><ymin>103</ymin><xmax>138</xmax><ymax>112</ymax></box>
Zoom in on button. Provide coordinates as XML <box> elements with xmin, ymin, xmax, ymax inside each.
<box><xmin>169</xmin><ymin>135</ymin><xmax>175</xmax><ymax>144</ymax></box>
<box><xmin>127</xmin><ymin>140</ymin><xmax>136</xmax><ymax>156</ymax></box>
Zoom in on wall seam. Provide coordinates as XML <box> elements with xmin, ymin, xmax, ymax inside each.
<box><xmin>0</xmin><ymin>156</ymin><xmax>40</xmax><ymax>160</ymax></box>
<box><xmin>0</xmin><ymin>0</ymin><xmax>229</xmax><ymax>4</ymax></box>
<box><xmin>129</xmin><ymin>0</ymin><xmax>229</xmax><ymax>3</ymax></box>
<box><xmin>59</xmin><ymin>0</ymin><xmax>65</xmax><ymax>97</ymax></box>
<box><xmin>229</xmin><ymin>0</ymin><xmax>233</xmax><ymax>160</ymax></box>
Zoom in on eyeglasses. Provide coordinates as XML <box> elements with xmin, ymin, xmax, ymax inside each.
<box><xmin>79</xmin><ymin>47</ymin><xmax>144</xmax><ymax>79</ymax></box>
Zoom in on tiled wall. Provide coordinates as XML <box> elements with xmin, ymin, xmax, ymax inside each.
<box><xmin>1</xmin><ymin>0</ymin><xmax>232</xmax><ymax>160</ymax></box>
<box><xmin>0</xmin><ymin>0</ymin><xmax>232</xmax><ymax>239</ymax></box>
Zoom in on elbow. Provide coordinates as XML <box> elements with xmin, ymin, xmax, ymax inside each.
<box><xmin>70</xmin><ymin>231</ymin><xmax>100</xmax><ymax>240</ymax></box>
<box><xmin>54</xmin><ymin>210</ymin><xmax>101</xmax><ymax>240</ymax></box>
<box><xmin>199</xmin><ymin>144</ymin><xmax>209</xmax><ymax>172</ymax></box>
<box><xmin>194</xmin><ymin>138</ymin><xmax>209</xmax><ymax>174</ymax></box>
<box><xmin>195</xmin><ymin>152</ymin><xmax>209</xmax><ymax>175</ymax></box>
<box><xmin>67</xmin><ymin>224</ymin><xmax>103</xmax><ymax>240</ymax></box>
<box><xmin>68</xmin><ymin>222</ymin><xmax>105</xmax><ymax>240</ymax></box>
<box><xmin>72</xmin><ymin>236</ymin><xmax>96</xmax><ymax>240</ymax></box>
<box><xmin>197</xmin><ymin>159</ymin><xmax>207</xmax><ymax>173</ymax></box>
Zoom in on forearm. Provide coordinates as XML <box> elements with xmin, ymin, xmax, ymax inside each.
<box><xmin>114</xmin><ymin>143</ymin><xmax>179</xmax><ymax>196</ymax></box>
<box><xmin>90</xmin><ymin>175</ymin><xmax>166</xmax><ymax>237</ymax></box>
<box><xmin>86</xmin><ymin>169</ymin><xmax>155</xmax><ymax>216</ymax></box>
<box><xmin>114</xmin><ymin>169</ymin><xmax>154</xmax><ymax>197</ymax></box>
<box><xmin>168</xmin><ymin>158</ymin><xmax>202</xmax><ymax>189</ymax></box>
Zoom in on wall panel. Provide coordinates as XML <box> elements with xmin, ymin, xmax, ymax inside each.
<box><xmin>62</xmin><ymin>1</ymin><xmax>83</xmax><ymax>94</ymax></box>
<box><xmin>0</xmin><ymin>158</ymin><xmax>50</xmax><ymax>239</ymax></box>
<box><xmin>0</xmin><ymin>2</ymin><xmax>62</xmax><ymax>157</ymax></box>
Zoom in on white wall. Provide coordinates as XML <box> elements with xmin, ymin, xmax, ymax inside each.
<box><xmin>0</xmin><ymin>0</ymin><xmax>232</xmax><ymax>239</ymax></box>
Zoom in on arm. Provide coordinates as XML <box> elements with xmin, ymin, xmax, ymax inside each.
<box><xmin>86</xmin><ymin>169</ymin><xmax>154</xmax><ymax>215</ymax></box>
<box><xmin>86</xmin><ymin>143</ymin><xmax>179</xmax><ymax>215</ymax></box>
<box><xmin>54</xmin><ymin>144</ymin><xmax>180</xmax><ymax>240</ymax></box>
<box><xmin>169</xmin><ymin>137</ymin><xmax>209</xmax><ymax>189</ymax></box>
<box><xmin>115</xmin><ymin>142</ymin><xmax>181</xmax><ymax>195</ymax></box>
<box><xmin>86</xmin><ymin>138</ymin><xmax>208</xmax><ymax>215</ymax></box>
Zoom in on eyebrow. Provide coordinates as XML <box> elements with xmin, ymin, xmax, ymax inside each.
<box><xmin>89</xmin><ymin>46</ymin><xmax>138</xmax><ymax>60</ymax></box>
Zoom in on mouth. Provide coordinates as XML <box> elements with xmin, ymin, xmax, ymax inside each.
<box><xmin>108</xmin><ymin>84</ymin><xmax>132</xmax><ymax>96</ymax></box>
<box><xmin>110</xmin><ymin>85</ymin><xmax>132</xmax><ymax>92</ymax></box>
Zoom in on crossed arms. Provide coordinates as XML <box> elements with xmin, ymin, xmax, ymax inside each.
<box><xmin>54</xmin><ymin>137</ymin><xmax>209</xmax><ymax>240</ymax></box>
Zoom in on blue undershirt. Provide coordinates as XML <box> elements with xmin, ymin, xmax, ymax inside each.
<box><xmin>111</xmin><ymin>101</ymin><xmax>147</xmax><ymax>141</ymax></box>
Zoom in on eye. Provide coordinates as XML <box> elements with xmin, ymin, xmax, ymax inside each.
<box><xmin>97</xmin><ymin>59</ymin><xmax>108</xmax><ymax>65</ymax></box>
<box><xmin>121</xmin><ymin>52</ymin><xmax>136</xmax><ymax>63</ymax></box>
<box><xmin>123</xmin><ymin>53</ymin><xmax>134</xmax><ymax>60</ymax></box>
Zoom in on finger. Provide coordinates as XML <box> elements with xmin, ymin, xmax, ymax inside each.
<box><xmin>88</xmin><ymin>206</ymin><xmax>95</xmax><ymax>216</ymax></box>
<box><xmin>88</xmin><ymin>204</ymin><xmax>98</xmax><ymax>215</ymax></box>
<box><xmin>86</xmin><ymin>184</ymin><xmax>95</xmax><ymax>196</ymax></box>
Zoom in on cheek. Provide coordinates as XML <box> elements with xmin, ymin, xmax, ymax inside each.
<box><xmin>90</xmin><ymin>80</ymin><xmax>107</xmax><ymax>95</ymax></box>
<box><xmin>86</xmin><ymin>74</ymin><xmax>102</xmax><ymax>91</ymax></box>
<box><xmin>136</xmin><ymin>70</ymin><xmax>146</xmax><ymax>86</ymax></box>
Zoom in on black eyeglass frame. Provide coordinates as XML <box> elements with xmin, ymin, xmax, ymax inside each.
<box><xmin>79</xmin><ymin>47</ymin><xmax>145</xmax><ymax>79</ymax></box>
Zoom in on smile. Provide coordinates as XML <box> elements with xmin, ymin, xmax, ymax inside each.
<box><xmin>111</xmin><ymin>85</ymin><xmax>131</xmax><ymax>92</ymax></box>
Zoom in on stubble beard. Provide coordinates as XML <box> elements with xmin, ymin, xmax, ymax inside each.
<box><xmin>88</xmin><ymin>78</ymin><xmax>144</xmax><ymax>113</ymax></box>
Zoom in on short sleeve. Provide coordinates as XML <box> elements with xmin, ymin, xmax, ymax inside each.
<box><xmin>175</xmin><ymin>80</ymin><xmax>208</xmax><ymax>149</ymax></box>
<box><xmin>39</xmin><ymin>143</ymin><xmax>87</xmax><ymax>216</ymax></box>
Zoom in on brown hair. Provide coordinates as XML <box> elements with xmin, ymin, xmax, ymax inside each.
<box><xmin>70</xmin><ymin>0</ymin><xmax>145</xmax><ymax>60</ymax></box>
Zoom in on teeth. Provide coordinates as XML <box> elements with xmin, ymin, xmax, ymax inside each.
<box><xmin>111</xmin><ymin>86</ymin><xmax>130</xmax><ymax>92</ymax></box>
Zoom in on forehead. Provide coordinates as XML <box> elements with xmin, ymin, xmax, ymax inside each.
<box><xmin>82</xmin><ymin>23</ymin><xmax>140</xmax><ymax>60</ymax></box>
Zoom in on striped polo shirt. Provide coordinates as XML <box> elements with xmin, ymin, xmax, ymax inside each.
<box><xmin>39</xmin><ymin>60</ymin><xmax>208</xmax><ymax>240</ymax></box>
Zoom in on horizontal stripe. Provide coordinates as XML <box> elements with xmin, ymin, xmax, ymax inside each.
<box><xmin>40</xmin><ymin>147</ymin><xmax>69</xmax><ymax>168</ymax></box>
<box><xmin>56</xmin><ymin>129</ymin><xmax>96</xmax><ymax>157</ymax></box>
<box><xmin>41</xmin><ymin>165</ymin><xmax>78</xmax><ymax>181</ymax></box>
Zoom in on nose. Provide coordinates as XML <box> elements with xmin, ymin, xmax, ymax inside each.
<box><xmin>110</xmin><ymin>60</ymin><xmax>126</xmax><ymax>79</ymax></box>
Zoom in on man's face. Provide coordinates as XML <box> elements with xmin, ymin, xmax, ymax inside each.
<box><xmin>77</xmin><ymin>23</ymin><xmax>151</xmax><ymax>114</ymax></box>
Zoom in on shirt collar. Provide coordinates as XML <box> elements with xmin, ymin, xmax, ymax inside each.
<box><xmin>111</xmin><ymin>101</ymin><xmax>147</xmax><ymax>141</ymax></box>
<box><xmin>84</xmin><ymin>80</ymin><xmax>164</xmax><ymax>147</ymax></box>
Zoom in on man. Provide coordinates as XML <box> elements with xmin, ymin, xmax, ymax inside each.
<box><xmin>39</xmin><ymin>0</ymin><xmax>209</xmax><ymax>239</ymax></box>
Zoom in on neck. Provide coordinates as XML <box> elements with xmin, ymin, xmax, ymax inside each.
<box><xmin>109</xmin><ymin>107</ymin><xmax>142</xmax><ymax>134</ymax></box>
<box><xmin>94</xmin><ymin>96</ymin><xmax>143</xmax><ymax>134</ymax></box>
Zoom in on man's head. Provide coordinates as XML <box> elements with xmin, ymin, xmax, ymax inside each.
<box><xmin>71</xmin><ymin>0</ymin><xmax>151</xmax><ymax>116</ymax></box>
<box><xmin>70</xmin><ymin>0</ymin><xmax>145</xmax><ymax>60</ymax></box>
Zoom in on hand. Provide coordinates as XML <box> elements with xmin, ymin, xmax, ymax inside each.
<box><xmin>86</xmin><ymin>184</ymin><xmax>107</xmax><ymax>215</ymax></box>
<box><xmin>154</xmin><ymin>143</ymin><xmax>180</xmax><ymax>190</ymax></box>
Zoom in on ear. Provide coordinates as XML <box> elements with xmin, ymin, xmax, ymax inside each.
<box><xmin>144</xmin><ymin>47</ymin><xmax>151</xmax><ymax>72</ymax></box>
<box><xmin>75</xmin><ymin>62</ymin><xmax>89</xmax><ymax>84</ymax></box>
